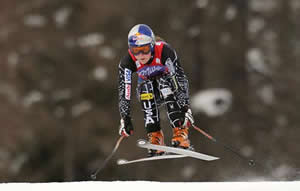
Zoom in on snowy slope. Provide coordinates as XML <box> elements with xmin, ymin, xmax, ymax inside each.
<box><xmin>0</xmin><ymin>181</ymin><xmax>299</xmax><ymax>191</ymax></box>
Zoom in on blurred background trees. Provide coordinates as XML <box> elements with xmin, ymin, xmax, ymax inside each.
<box><xmin>0</xmin><ymin>0</ymin><xmax>299</xmax><ymax>182</ymax></box>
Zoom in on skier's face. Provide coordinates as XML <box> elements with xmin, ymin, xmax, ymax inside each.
<box><xmin>134</xmin><ymin>52</ymin><xmax>151</xmax><ymax>64</ymax></box>
<box><xmin>130</xmin><ymin>44</ymin><xmax>152</xmax><ymax>64</ymax></box>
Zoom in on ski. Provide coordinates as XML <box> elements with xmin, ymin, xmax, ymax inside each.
<box><xmin>137</xmin><ymin>139</ymin><xmax>220</xmax><ymax>161</ymax></box>
<box><xmin>117</xmin><ymin>154</ymin><xmax>188</xmax><ymax>165</ymax></box>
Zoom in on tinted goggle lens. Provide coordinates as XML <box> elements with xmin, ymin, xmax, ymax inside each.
<box><xmin>130</xmin><ymin>45</ymin><xmax>151</xmax><ymax>55</ymax></box>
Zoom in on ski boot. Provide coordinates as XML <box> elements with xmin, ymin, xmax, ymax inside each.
<box><xmin>171</xmin><ymin>126</ymin><xmax>192</xmax><ymax>149</ymax></box>
<box><xmin>147</xmin><ymin>130</ymin><xmax>165</xmax><ymax>157</ymax></box>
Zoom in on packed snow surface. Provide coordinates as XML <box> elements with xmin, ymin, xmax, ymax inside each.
<box><xmin>0</xmin><ymin>181</ymin><xmax>299</xmax><ymax>191</ymax></box>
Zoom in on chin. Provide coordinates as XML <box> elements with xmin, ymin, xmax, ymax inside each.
<box><xmin>138</xmin><ymin>59</ymin><xmax>149</xmax><ymax>64</ymax></box>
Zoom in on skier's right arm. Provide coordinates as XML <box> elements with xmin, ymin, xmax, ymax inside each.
<box><xmin>118</xmin><ymin>55</ymin><xmax>136</xmax><ymax>137</ymax></box>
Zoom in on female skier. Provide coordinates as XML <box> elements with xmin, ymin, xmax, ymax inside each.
<box><xmin>118</xmin><ymin>24</ymin><xmax>194</xmax><ymax>156</ymax></box>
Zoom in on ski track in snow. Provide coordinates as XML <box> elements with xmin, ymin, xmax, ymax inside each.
<box><xmin>0</xmin><ymin>181</ymin><xmax>299</xmax><ymax>191</ymax></box>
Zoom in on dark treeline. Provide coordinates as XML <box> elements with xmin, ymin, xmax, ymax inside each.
<box><xmin>0</xmin><ymin>0</ymin><xmax>299</xmax><ymax>182</ymax></box>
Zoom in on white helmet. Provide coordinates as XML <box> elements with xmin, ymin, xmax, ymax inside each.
<box><xmin>128</xmin><ymin>24</ymin><xmax>155</xmax><ymax>48</ymax></box>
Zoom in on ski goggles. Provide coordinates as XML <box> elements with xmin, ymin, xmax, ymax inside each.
<box><xmin>130</xmin><ymin>44</ymin><xmax>151</xmax><ymax>55</ymax></box>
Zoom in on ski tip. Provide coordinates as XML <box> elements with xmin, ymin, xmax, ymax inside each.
<box><xmin>209</xmin><ymin>157</ymin><xmax>220</xmax><ymax>161</ymax></box>
<box><xmin>137</xmin><ymin>139</ymin><xmax>147</xmax><ymax>146</ymax></box>
<box><xmin>117</xmin><ymin>159</ymin><xmax>128</xmax><ymax>165</ymax></box>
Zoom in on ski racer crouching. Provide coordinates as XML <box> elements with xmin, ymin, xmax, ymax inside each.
<box><xmin>118</xmin><ymin>24</ymin><xmax>195</xmax><ymax>157</ymax></box>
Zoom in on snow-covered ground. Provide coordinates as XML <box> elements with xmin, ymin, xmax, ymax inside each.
<box><xmin>0</xmin><ymin>181</ymin><xmax>299</xmax><ymax>191</ymax></box>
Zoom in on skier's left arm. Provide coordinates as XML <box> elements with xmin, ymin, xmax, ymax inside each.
<box><xmin>118</xmin><ymin>55</ymin><xmax>135</xmax><ymax>137</ymax></box>
<box><xmin>162</xmin><ymin>44</ymin><xmax>195</xmax><ymax>125</ymax></box>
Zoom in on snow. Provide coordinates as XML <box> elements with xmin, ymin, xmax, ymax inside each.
<box><xmin>249</xmin><ymin>0</ymin><xmax>278</xmax><ymax>12</ymax></box>
<box><xmin>22</xmin><ymin>90</ymin><xmax>44</xmax><ymax>107</ymax></box>
<box><xmin>248</xmin><ymin>18</ymin><xmax>265</xmax><ymax>34</ymax></box>
<box><xmin>0</xmin><ymin>181</ymin><xmax>299</xmax><ymax>191</ymax></box>
<box><xmin>9</xmin><ymin>154</ymin><xmax>28</xmax><ymax>174</ymax></box>
<box><xmin>7</xmin><ymin>52</ymin><xmax>19</xmax><ymax>67</ymax></box>
<box><xmin>247</xmin><ymin>48</ymin><xmax>270</xmax><ymax>75</ymax></box>
<box><xmin>191</xmin><ymin>89</ymin><xmax>232</xmax><ymax>117</ymax></box>
<box><xmin>256</xmin><ymin>84</ymin><xmax>274</xmax><ymax>105</ymax></box>
<box><xmin>71</xmin><ymin>101</ymin><xmax>92</xmax><ymax>117</ymax></box>
<box><xmin>187</xmin><ymin>26</ymin><xmax>201</xmax><ymax>38</ymax></box>
<box><xmin>23</xmin><ymin>15</ymin><xmax>47</xmax><ymax>27</ymax></box>
<box><xmin>99</xmin><ymin>46</ymin><xmax>115</xmax><ymax>60</ymax></box>
<box><xmin>182</xmin><ymin>165</ymin><xmax>197</xmax><ymax>179</ymax></box>
<box><xmin>53</xmin><ymin>7</ymin><xmax>72</xmax><ymax>28</ymax></box>
<box><xmin>291</xmin><ymin>0</ymin><xmax>300</xmax><ymax>10</ymax></box>
<box><xmin>195</xmin><ymin>0</ymin><xmax>208</xmax><ymax>9</ymax></box>
<box><xmin>77</xmin><ymin>33</ymin><xmax>104</xmax><ymax>47</ymax></box>
<box><xmin>272</xmin><ymin>165</ymin><xmax>295</xmax><ymax>179</ymax></box>
<box><xmin>225</xmin><ymin>6</ymin><xmax>237</xmax><ymax>21</ymax></box>
<box><xmin>240</xmin><ymin>145</ymin><xmax>254</xmax><ymax>157</ymax></box>
<box><xmin>92</xmin><ymin>66</ymin><xmax>108</xmax><ymax>81</ymax></box>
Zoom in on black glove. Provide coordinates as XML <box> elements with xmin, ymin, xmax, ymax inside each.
<box><xmin>119</xmin><ymin>116</ymin><xmax>133</xmax><ymax>137</ymax></box>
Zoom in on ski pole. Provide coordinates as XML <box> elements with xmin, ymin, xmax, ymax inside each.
<box><xmin>192</xmin><ymin>124</ymin><xmax>256</xmax><ymax>166</ymax></box>
<box><xmin>90</xmin><ymin>135</ymin><xmax>125</xmax><ymax>180</ymax></box>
